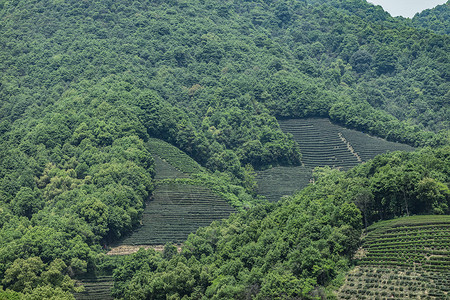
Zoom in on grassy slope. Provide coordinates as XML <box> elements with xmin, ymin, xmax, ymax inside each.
<box><xmin>338</xmin><ymin>215</ymin><xmax>450</xmax><ymax>299</ymax></box>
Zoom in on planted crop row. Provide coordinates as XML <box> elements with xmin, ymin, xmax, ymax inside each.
<box><xmin>366</xmin><ymin>216</ymin><xmax>450</xmax><ymax>232</ymax></box>
<box><xmin>339</xmin><ymin>266</ymin><xmax>450</xmax><ymax>300</ymax></box>
<box><xmin>368</xmin><ymin>249</ymin><xmax>450</xmax><ymax>256</ymax></box>
<box><xmin>364</xmin><ymin>228</ymin><xmax>450</xmax><ymax>240</ymax></box>
<box><xmin>119</xmin><ymin>183</ymin><xmax>235</xmax><ymax>245</ymax></box>
<box><xmin>255</xmin><ymin>166</ymin><xmax>311</xmax><ymax>202</ymax></box>
<box><xmin>363</xmin><ymin>223</ymin><xmax>450</xmax><ymax>253</ymax></box>
<box><xmin>338</xmin><ymin>126</ymin><xmax>414</xmax><ymax>162</ymax></box>
<box><xmin>340</xmin><ymin>216</ymin><xmax>450</xmax><ymax>299</ymax></box>
<box><xmin>153</xmin><ymin>155</ymin><xmax>189</xmax><ymax>180</ymax></box>
<box><xmin>74</xmin><ymin>276</ymin><xmax>113</xmax><ymax>300</ymax></box>
<box><xmin>362</xmin><ymin>246</ymin><xmax>450</xmax><ymax>267</ymax></box>
<box><xmin>147</xmin><ymin>138</ymin><xmax>204</xmax><ymax>174</ymax></box>
<box><xmin>369</xmin><ymin>224</ymin><xmax>450</xmax><ymax>235</ymax></box>
<box><xmin>365</xmin><ymin>236</ymin><xmax>450</xmax><ymax>245</ymax></box>
<box><xmin>365</xmin><ymin>238</ymin><xmax>450</xmax><ymax>248</ymax></box>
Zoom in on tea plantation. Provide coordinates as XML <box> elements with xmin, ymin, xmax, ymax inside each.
<box><xmin>255</xmin><ymin>166</ymin><xmax>311</xmax><ymax>202</ymax></box>
<box><xmin>279</xmin><ymin>118</ymin><xmax>361</xmax><ymax>170</ymax></box>
<box><xmin>74</xmin><ymin>276</ymin><xmax>113</xmax><ymax>300</ymax></box>
<box><xmin>152</xmin><ymin>155</ymin><xmax>189</xmax><ymax>180</ymax></box>
<box><xmin>339</xmin><ymin>215</ymin><xmax>450</xmax><ymax>299</ymax></box>
<box><xmin>147</xmin><ymin>138</ymin><xmax>204</xmax><ymax>175</ymax></box>
<box><xmin>338</xmin><ymin>127</ymin><xmax>415</xmax><ymax>163</ymax></box>
<box><xmin>109</xmin><ymin>140</ymin><xmax>236</xmax><ymax>245</ymax></box>
<box><xmin>120</xmin><ymin>183</ymin><xmax>235</xmax><ymax>245</ymax></box>
<box><xmin>278</xmin><ymin>118</ymin><xmax>415</xmax><ymax>170</ymax></box>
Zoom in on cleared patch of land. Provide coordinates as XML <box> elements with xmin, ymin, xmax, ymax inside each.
<box><xmin>119</xmin><ymin>183</ymin><xmax>235</xmax><ymax>245</ymax></box>
<box><xmin>338</xmin><ymin>215</ymin><xmax>450</xmax><ymax>299</ymax></box>
<box><xmin>255</xmin><ymin>166</ymin><xmax>311</xmax><ymax>202</ymax></box>
<box><xmin>107</xmin><ymin>244</ymin><xmax>182</xmax><ymax>255</ymax></box>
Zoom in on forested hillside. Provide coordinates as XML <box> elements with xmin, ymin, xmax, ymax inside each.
<box><xmin>0</xmin><ymin>0</ymin><xmax>449</xmax><ymax>298</ymax></box>
<box><xmin>112</xmin><ymin>147</ymin><xmax>450</xmax><ymax>299</ymax></box>
<box><xmin>411</xmin><ymin>1</ymin><xmax>450</xmax><ymax>35</ymax></box>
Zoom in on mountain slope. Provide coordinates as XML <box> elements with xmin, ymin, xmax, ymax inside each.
<box><xmin>339</xmin><ymin>215</ymin><xmax>450</xmax><ymax>299</ymax></box>
<box><xmin>412</xmin><ymin>1</ymin><xmax>450</xmax><ymax>35</ymax></box>
<box><xmin>111</xmin><ymin>147</ymin><xmax>450</xmax><ymax>299</ymax></box>
<box><xmin>279</xmin><ymin>118</ymin><xmax>415</xmax><ymax>170</ymax></box>
<box><xmin>0</xmin><ymin>0</ymin><xmax>449</xmax><ymax>297</ymax></box>
<box><xmin>1</xmin><ymin>0</ymin><xmax>448</xmax><ymax>145</ymax></box>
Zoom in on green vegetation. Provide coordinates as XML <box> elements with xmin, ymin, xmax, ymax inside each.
<box><xmin>107</xmin><ymin>139</ymin><xmax>241</xmax><ymax>249</ymax></box>
<box><xmin>255</xmin><ymin>118</ymin><xmax>416</xmax><ymax>203</ymax></box>
<box><xmin>112</xmin><ymin>147</ymin><xmax>450</xmax><ymax>299</ymax></box>
<box><xmin>279</xmin><ymin>118</ymin><xmax>361</xmax><ymax>170</ymax></box>
<box><xmin>343</xmin><ymin>147</ymin><xmax>450</xmax><ymax>227</ymax></box>
<box><xmin>340</xmin><ymin>268</ymin><xmax>449</xmax><ymax>299</ymax></box>
<box><xmin>120</xmin><ymin>183</ymin><xmax>236</xmax><ymax>245</ymax></box>
<box><xmin>361</xmin><ymin>215</ymin><xmax>450</xmax><ymax>270</ymax></box>
<box><xmin>74</xmin><ymin>276</ymin><xmax>113</xmax><ymax>300</ymax></box>
<box><xmin>0</xmin><ymin>131</ymin><xmax>154</xmax><ymax>297</ymax></box>
<box><xmin>256</xmin><ymin>166</ymin><xmax>311</xmax><ymax>202</ymax></box>
<box><xmin>112</xmin><ymin>189</ymin><xmax>363</xmax><ymax>299</ymax></box>
<box><xmin>279</xmin><ymin>118</ymin><xmax>415</xmax><ymax>169</ymax></box>
<box><xmin>0</xmin><ymin>0</ymin><xmax>448</xmax><ymax>297</ymax></box>
<box><xmin>147</xmin><ymin>138</ymin><xmax>204</xmax><ymax>175</ymax></box>
<box><xmin>338</xmin><ymin>125</ymin><xmax>415</xmax><ymax>162</ymax></box>
<box><xmin>411</xmin><ymin>1</ymin><xmax>450</xmax><ymax>35</ymax></box>
<box><xmin>339</xmin><ymin>215</ymin><xmax>450</xmax><ymax>299</ymax></box>
<box><xmin>152</xmin><ymin>156</ymin><xmax>189</xmax><ymax>180</ymax></box>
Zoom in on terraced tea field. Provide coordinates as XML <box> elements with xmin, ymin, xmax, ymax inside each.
<box><xmin>153</xmin><ymin>155</ymin><xmax>189</xmax><ymax>180</ymax></box>
<box><xmin>120</xmin><ymin>183</ymin><xmax>235</xmax><ymax>245</ymax></box>
<box><xmin>74</xmin><ymin>276</ymin><xmax>113</xmax><ymax>300</ymax></box>
<box><xmin>338</xmin><ymin>215</ymin><xmax>450</xmax><ymax>299</ymax></box>
<box><xmin>279</xmin><ymin>118</ymin><xmax>360</xmax><ymax>170</ymax></box>
<box><xmin>339</xmin><ymin>127</ymin><xmax>415</xmax><ymax>162</ymax></box>
<box><xmin>255</xmin><ymin>166</ymin><xmax>311</xmax><ymax>202</ymax></box>
<box><xmin>147</xmin><ymin>138</ymin><xmax>204</xmax><ymax>174</ymax></box>
<box><xmin>278</xmin><ymin>118</ymin><xmax>414</xmax><ymax>170</ymax></box>
<box><xmin>112</xmin><ymin>139</ymin><xmax>235</xmax><ymax>248</ymax></box>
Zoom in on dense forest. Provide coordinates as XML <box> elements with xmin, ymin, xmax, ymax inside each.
<box><xmin>0</xmin><ymin>0</ymin><xmax>449</xmax><ymax>298</ymax></box>
<box><xmin>411</xmin><ymin>1</ymin><xmax>450</xmax><ymax>35</ymax></box>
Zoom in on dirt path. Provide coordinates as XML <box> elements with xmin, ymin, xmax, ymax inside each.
<box><xmin>106</xmin><ymin>244</ymin><xmax>182</xmax><ymax>255</ymax></box>
<box><xmin>338</xmin><ymin>132</ymin><xmax>363</xmax><ymax>162</ymax></box>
